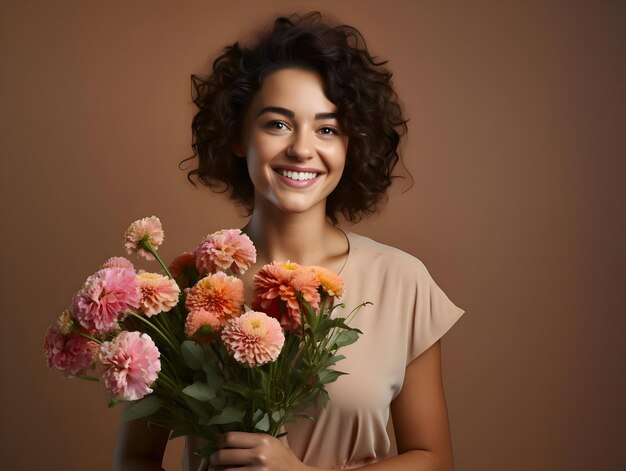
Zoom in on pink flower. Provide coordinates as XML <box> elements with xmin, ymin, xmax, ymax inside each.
<box><xmin>168</xmin><ymin>251</ymin><xmax>198</xmax><ymax>289</ymax></box>
<box><xmin>99</xmin><ymin>331</ymin><xmax>161</xmax><ymax>401</ymax></box>
<box><xmin>72</xmin><ymin>267</ymin><xmax>141</xmax><ymax>334</ymax></box>
<box><xmin>43</xmin><ymin>325</ymin><xmax>98</xmax><ymax>377</ymax></box>
<box><xmin>101</xmin><ymin>256</ymin><xmax>135</xmax><ymax>270</ymax></box>
<box><xmin>124</xmin><ymin>216</ymin><xmax>164</xmax><ymax>260</ymax></box>
<box><xmin>137</xmin><ymin>272</ymin><xmax>181</xmax><ymax>317</ymax></box>
<box><xmin>310</xmin><ymin>266</ymin><xmax>345</xmax><ymax>298</ymax></box>
<box><xmin>195</xmin><ymin>229</ymin><xmax>256</xmax><ymax>275</ymax></box>
<box><xmin>184</xmin><ymin>309</ymin><xmax>221</xmax><ymax>342</ymax></box>
<box><xmin>185</xmin><ymin>272</ymin><xmax>244</xmax><ymax>326</ymax></box>
<box><xmin>221</xmin><ymin>311</ymin><xmax>284</xmax><ymax>367</ymax></box>
<box><xmin>253</xmin><ymin>262</ymin><xmax>320</xmax><ymax>331</ymax></box>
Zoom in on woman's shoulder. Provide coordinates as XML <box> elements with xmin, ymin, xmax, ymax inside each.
<box><xmin>343</xmin><ymin>230</ymin><xmax>430</xmax><ymax>279</ymax></box>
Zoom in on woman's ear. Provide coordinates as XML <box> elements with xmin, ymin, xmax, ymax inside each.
<box><xmin>232</xmin><ymin>141</ymin><xmax>246</xmax><ymax>158</ymax></box>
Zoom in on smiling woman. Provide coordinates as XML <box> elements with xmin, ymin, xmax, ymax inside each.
<box><xmin>239</xmin><ymin>68</ymin><xmax>348</xmax><ymax>216</ymax></box>
<box><xmin>113</xmin><ymin>11</ymin><xmax>465</xmax><ymax>471</ymax></box>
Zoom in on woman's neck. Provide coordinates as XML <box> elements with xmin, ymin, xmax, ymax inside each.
<box><xmin>241</xmin><ymin>203</ymin><xmax>348</xmax><ymax>272</ymax></box>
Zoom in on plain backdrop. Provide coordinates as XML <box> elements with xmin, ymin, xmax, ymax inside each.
<box><xmin>1</xmin><ymin>0</ymin><xmax>625</xmax><ymax>470</ymax></box>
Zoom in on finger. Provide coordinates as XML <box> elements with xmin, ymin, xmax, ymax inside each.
<box><xmin>210</xmin><ymin>447</ymin><xmax>254</xmax><ymax>467</ymax></box>
<box><xmin>216</xmin><ymin>431</ymin><xmax>266</xmax><ymax>449</ymax></box>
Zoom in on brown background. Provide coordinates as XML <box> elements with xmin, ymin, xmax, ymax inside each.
<box><xmin>1</xmin><ymin>0</ymin><xmax>624</xmax><ymax>470</ymax></box>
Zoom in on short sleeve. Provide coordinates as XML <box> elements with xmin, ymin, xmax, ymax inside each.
<box><xmin>406</xmin><ymin>261</ymin><xmax>465</xmax><ymax>364</ymax></box>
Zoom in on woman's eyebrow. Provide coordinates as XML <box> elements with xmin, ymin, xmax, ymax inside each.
<box><xmin>257</xmin><ymin>107</ymin><xmax>338</xmax><ymax>121</ymax></box>
<box><xmin>257</xmin><ymin>106</ymin><xmax>294</xmax><ymax>118</ymax></box>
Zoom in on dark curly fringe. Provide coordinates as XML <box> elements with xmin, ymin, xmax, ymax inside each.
<box><xmin>182</xmin><ymin>11</ymin><xmax>408</xmax><ymax>224</ymax></box>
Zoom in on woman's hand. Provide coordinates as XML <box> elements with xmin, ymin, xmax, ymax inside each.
<box><xmin>209</xmin><ymin>432</ymin><xmax>309</xmax><ymax>471</ymax></box>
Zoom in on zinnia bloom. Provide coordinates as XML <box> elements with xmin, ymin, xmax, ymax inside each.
<box><xmin>123</xmin><ymin>216</ymin><xmax>164</xmax><ymax>260</ymax></box>
<box><xmin>195</xmin><ymin>229</ymin><xmax>256</xmax><ymax>275</ymax></box>
<box><xmin>184</xmin><ymin>309</ymin><xmax>221</xmax><ymax>342</ymax></box>
<box><xmin>185</xmin><ymin>272</ymin><xmax>244</xmax><ymax>326</ymax></box>
<box><xmin>168</xmin><ymin>251</ymin><xmax>198</xmax><ymax>289</ymax></box>
<box><xmin>253</xmin><ymin>262</ymin><xmax>321</xmax><ymax>331</ymax></box>
<box><xmin>310</xmin><ymin>266</ymin><xmax>345</xmax><ymax>298</ymax></box>
<box><xmin>101</xmin><ymin>256</ymin><xmax>135</xmax><ymax>270</ymax></box>
<box><xmin>99</xmin><ymin>331</ymin><xmax>161</xmax><ymax>401</ymax></box>
<box><xmin>43</xmin><ymin>325</ymin><xmax>98</xmax><ymax>377</ymax></box>
<box><xmin>72</xmin><ymin>267</ymin><xmax>141</xmax><ymax>334</ymax></box>
<box><xmin>221</xmin><ymin>311</ymin><xmax>284</xmax><ymax>367</ymax></box>
<box><xmin>137</xmin><ymin>272</ymin><xmax>181</xmax><ymax>317</ymax></box>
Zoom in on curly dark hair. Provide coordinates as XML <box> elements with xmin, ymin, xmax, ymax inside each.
<box><xmin>184</xmin><ymin>11</ymin><xmax>408</xmax><ymax>224</ymax></box>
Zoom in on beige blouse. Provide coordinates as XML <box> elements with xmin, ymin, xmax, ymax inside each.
<box><xmin>184</xmin><ymin>231</ymin><xmax>465</xmax><ymax>470</ymax></box>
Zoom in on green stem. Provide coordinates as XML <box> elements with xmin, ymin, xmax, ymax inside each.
<box><xmin>141</xmin><ymin>240</ymin><xmax>174</xmax><ymax>279</ymax></box>
<box><xmin>76</xmin><ymin>374</ymin><xmax>99</xmax><ymax>382</ymax></box>
<box><xmin>127</xmin><ymin>312</ymin><xmax>181</xmax><ymax>358</ymax></box>
<box><xmin>78</xmin><ymin>332</ymin><xmax>102</xmax><ymax>344</ymax></box>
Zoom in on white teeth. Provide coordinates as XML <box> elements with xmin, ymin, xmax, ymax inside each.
<box><xmin>280</xmin><ymin>170</ymin><xmax>318</xmax><ymax>181</ymax></box>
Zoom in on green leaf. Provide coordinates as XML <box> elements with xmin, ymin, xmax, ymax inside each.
<box><xmin>272</xmin><ymin>409</ymin><xmax>285</xmax><ymax>421</ymax></box>
<box><xmin>321</xmin><ymin>389</ymin><xmax>330</xmax><ymax>407</ymax></box>
<box><xmin>182</xmin><ymin>382</ymin><xmax>216</xmax><ymax>401</ymax></box>
<box><xmin>222</xmin><ymin>382</ymin><xmax>252</xmax><ymax>399</ymax></box>
<box><xmin>208</xmin><ymin>406</ymin><xmax>245</xmax><ymax>425</ymax></box>
<box><xmin>333</xmin><ymin>329</ymin><xmax>360</xmax><ymax>348</ymax></box>
<box><xmin>324</xmin><ymin>354</ymin><xmax>346</xmax><ymax>367</ymax></box>
<box><xmin>255</xmin><ymin>413</ymin><xmax>270</xmax><ymax>432</ymax></box>
<box><xmin>202</xmin><ymin>364</ymin><xmax>225</xmax><ymax>391</ymax></box>
<box><xmin>318</xmin><ymin>369</ymin><xmax>346</xmax><ymax>385</ymax></box>
<box><xmin>181</xmin><ymin>395</ymin><xmax>212</xmax><ymax>420</ymax></box>
<box><xmin>122</xmin><ymin>395</ymin><xmax>161</xmax><ymax>422</ymax></box>
<box><xmin>209</xmin><ymin>394</ymin><xmax>226</xmax><ymax>410</ymax></box>
<box><xmin>181</xmin><ymin>340</ymin><xmax>206</xmax><ymax>370</ymax></box>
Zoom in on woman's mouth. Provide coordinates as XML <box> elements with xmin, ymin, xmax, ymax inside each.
<box><xmin>274</xmin><ymin>168</ymin><xmax>322</xmax><ymax>188</ymax></box>
<box><xmin>278</xmin><ymin>169</ymin><xmax>320</xmax><ymax>181</ymax></box>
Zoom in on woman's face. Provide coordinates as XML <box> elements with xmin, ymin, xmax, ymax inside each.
<box><xmin>238</xmin><ymin>68</ymin><xmax>348</xmax><ymax>216</ymax></box>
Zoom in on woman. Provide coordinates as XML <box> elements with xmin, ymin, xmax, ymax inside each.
<box><xmin>115</xmin><ymin>12</ymin><xmax>464</xmax><ymax>471</ymax></box>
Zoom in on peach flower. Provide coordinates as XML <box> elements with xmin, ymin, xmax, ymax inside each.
<box><xmin>221</xmin><ymin>311</ymin><xmax>284</xmax><ymax>367</ymax></box>
<box><xmin>137</xmin><ymin>272</ymin><xmax>181</xmax><ymax>317</ymax></box>
<box><xmin>253</xmin><ymin>262</ymin><xmax>320</xmax><ymax>331</ymax></box>
<box><xmin>123</xmin><ymin>216</ymin><xmax>164</xmax><ymax>260</ymax></box>
<box><xmin>99</xmin><ymin>331</ymin><xmax>161</xmax><ymax>401</ymax></box>
<box><xmin>195</xmin><ymin>229</ymin><xmax>256</xmax><ymax>275</ymax></box>
<box><xmin>184</xmin><ymin>309</ymin><xmax>221</xmax><ymax>342</ymax></box>
<box><xmin>185</xmin><ymin>272</ymin><xmax>244</xmax><ymax>325</ymax></box>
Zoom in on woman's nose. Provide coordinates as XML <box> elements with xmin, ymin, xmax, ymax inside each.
<box><xmin>286</xmin><ymin>131</ymin><xmax>313</xmax><ymax>161</ymax></box>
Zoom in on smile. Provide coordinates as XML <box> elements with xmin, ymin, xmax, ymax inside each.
<box><xmin>279</xmin><ymin>169</ymin><xmax>320</xmax><ymax>181</ymax></box>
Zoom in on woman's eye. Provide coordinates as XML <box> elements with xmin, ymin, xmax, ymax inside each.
<box><xmin>266</xmin><ymin>120</ymin><xmax>290</xmax><ymax>131</ymax></box>
<box><xmin>319</xmin><ymin>127</ymin><xmax>339</xmax><ymax>136</ymax></box>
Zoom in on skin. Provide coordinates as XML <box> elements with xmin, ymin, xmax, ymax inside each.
<box><xmin>114</xmin><ymin>69</ymin><xmax>455</xmax><ymax>471</ymax></box>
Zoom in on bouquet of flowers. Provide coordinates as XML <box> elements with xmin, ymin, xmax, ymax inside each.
<box><xmin>43</xmin><ymin>216</ymin><xmax>366</xmax><ymax>458</ymax></box>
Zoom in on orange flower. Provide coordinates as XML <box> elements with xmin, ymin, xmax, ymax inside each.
<box><xmin>185</xmin><ymin>272</ymin><xmax>244</xmax><ymax>325</ymax></box>
<box><xmin>310</xmin><ymin>266</ymin><xmax>345</xmax><ymax>298</ymax></box>
<box><xmin>253</xmin><ymin>262</ymin><xmax>320</xmax><ymax>331</ymax></box>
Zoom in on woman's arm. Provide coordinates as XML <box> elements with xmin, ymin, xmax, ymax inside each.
<box><xmin>113</xmin><ymin>406</ymin><xmax>170</xmax><ymax>471</ymax></box>
<box><xmin>210</xmin><ymin>340</ymin><xmax>455</xmax><ymax>471</ymax></box>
